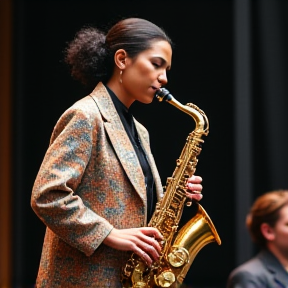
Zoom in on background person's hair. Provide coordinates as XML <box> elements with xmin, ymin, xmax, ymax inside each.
<box><xmin>64</xmin><ymin>17</ymin><xmax>173</xmax><ymax>90</ymax></box>
<box><xmin>246</xmin><ymin>189</ymin><xmax>288</xmax><ymax>248</ymax></box>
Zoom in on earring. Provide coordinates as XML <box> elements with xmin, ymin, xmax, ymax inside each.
<box><xmin>119</xmin><ymin>70</ymin><xmax>123</xmax><ymax>84</ymax></box>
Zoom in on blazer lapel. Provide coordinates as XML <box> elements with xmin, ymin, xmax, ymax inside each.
<box><xmin>134</xmin><ymin>120</ymin><xmax>164</xmax><ymax>201</ymax></box>
<box><xmin>261</xmin><ymin>250</ymin><xmax>288</xmax><ymax>288</ymax></box>
<box><xmin>89</xmin><ymin>83</ymin><xmax>147</xmax><ymax>203</ymax></box>
<box><xmin>268</xmin><ymin>264</ymin><xmax>288</xmax><ymax>288</ymax></box>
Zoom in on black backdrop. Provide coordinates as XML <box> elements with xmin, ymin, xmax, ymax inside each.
<box><xmin>10</xmin><ymin>0</ymin><xmax>288</xmax><ymax>287</ymax></box>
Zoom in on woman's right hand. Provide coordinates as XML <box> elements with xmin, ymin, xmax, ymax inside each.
<box><xmin>103</xmin><ymin>227</ymin><xmax>163</xmax><ymax>267</ymax></box>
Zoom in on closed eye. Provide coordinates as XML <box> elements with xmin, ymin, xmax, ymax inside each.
<box><xmin>151</xmin><ymin>57</ymin><xmax>171</xmax><ymax>70</ymax></box>
<box><xmin>152</xmin><ymin>62</ymin><xmax>160</xmax><ymax>68</ymax></box>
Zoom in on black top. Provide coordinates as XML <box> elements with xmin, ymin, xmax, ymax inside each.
<box><xmin>105</xmin><ymin>85</ymin><xmax>156</xmax><ymax>223</ymax></box>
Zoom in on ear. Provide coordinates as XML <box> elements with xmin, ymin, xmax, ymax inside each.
<box><xmin>114</xmin><ymin>49</ymin><xmax>127</xmax><ymax>70</ymax></box>
<box><xmin>260</xmin><ymin>223</ymin><xmax>275</xmax><ymax>241</ymax></box>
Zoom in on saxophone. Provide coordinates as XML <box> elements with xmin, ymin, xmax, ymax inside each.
<box><xmin>121</xmin><ymin>88</ymin><xmax>221</xmax><ymax>288</ymax></box>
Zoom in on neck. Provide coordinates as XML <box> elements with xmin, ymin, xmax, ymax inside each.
<box><xmin>106</xmin><ymin>79</ymin><xmax>134</xmax><ymax>109</ymax></box>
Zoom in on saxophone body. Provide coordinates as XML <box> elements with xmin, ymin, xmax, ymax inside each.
<box><xmin>121</xmin><ymin>88</ymin><xmax>221</xmax><ymax>288</ymax></box>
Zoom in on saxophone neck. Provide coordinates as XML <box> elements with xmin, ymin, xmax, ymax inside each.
<box><xmin>155</xmin><ymin>88</ymin><xmax>209</xmax><ymax>134</ymax></box>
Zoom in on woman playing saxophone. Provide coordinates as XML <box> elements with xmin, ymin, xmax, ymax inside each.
<box><xmin>30</xmin><ymin>17</ymin><xmax>203</xmax><ymax>288</ymax></box>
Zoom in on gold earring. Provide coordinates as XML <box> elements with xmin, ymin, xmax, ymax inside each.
<box><xmin>119</xmin><ymin>70</ymin><xmax>123</xmax><ymax>84</ymax></box>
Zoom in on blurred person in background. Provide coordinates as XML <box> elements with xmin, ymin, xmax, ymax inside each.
<box><xmin>227</xmin><ymin>189</ymin><xmax>288</xmax><ymax>288</ymax></box>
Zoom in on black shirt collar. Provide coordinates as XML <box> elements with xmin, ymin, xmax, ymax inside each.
<box><xmin>105</xmin><ymin>85</ymin><xmax>130</xmax><ymax>116</ymax></box>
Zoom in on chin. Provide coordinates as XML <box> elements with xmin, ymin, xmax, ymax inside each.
<box><xmin>144</xmin><ymin>98</ymin><xmax>154</xmax><ymax>104</ymax></box>
<box><xmin>138</xmin><ymin>95</ymin><xmax>154</xmax><ymax>104</ymax></box>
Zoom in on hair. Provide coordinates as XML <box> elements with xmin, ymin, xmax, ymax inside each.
<box><xmin>64</xmin><ymin>18</ymin><xmax>173</xmax><ymax>90</ymax></box>
<box><xmin>246</xmin><ymin>189</ymin><xmax>288</xmax><ymax>248</ymax></box>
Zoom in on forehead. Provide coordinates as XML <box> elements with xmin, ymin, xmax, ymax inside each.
<box><xmin>278</xmin><ymin>204</ymin><xmax>288</xmax><ymax>221</ymax></box>
<box><xmin>142</xmin><ymin>40</ymin><xmax>172</xmax><ymax>66</ymax></box>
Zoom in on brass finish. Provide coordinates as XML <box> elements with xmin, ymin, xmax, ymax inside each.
<box><xmin>121</xmin><ymin>88</ymin><xmax>221</xmax><ymax>288</ymax></box>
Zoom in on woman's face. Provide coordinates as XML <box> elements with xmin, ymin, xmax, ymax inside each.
<box><xmin>119</xmin><ymin>40</ymin><xmax>172</xmax><ymax>107</ymax></box>
<box><xmin>272</xmin><ymin>204</ymin><xmax>288</xmax><ymax>257</ymax></box>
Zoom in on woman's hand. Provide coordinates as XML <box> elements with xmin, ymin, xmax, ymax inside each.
<box><xmin>103</xmin><ymin>227</ymin><xmax>163</xmax><ymax>267</ymax></box>
<box><xmin>103</xmin><ymin>175</ymin><xmax>203</xmax><ymax>266</ymax></box>
<box><xmin>186</xmin><ymin>175</ymin><xmax>203</xmax><ymax>201</ymax></box>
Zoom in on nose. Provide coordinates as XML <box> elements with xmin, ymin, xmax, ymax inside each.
<box><xmin>157</xmin><ymin>72</ymin><xmax>168</xmax><ymax>86</ymax></box>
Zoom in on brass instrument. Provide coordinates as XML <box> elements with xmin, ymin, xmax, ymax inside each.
<box><xmin>121</xmin><ymin>88</ymin><xmax>221</xmax><ymax>288</ymax></box>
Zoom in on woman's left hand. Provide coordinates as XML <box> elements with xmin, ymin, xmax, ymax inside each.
<box><xmin>186</xmin><ymin>175</ymin><xmax>203</xmax><ymax>201</ymax></box>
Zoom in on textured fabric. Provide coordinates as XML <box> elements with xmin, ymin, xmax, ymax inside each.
<box><xmin>31</xmin><ymin>82</ymin><xmax>163</xmax><ymax>288</ymax></box>
<box><xmin>227</xmin><ymin>249</ymin><xmax>288</xmax><ymax>288</ymax></box>
<box><xmin>106</xmin><ymin>85</ymin><xmax>156</xmax><ymax>222</ymax></box>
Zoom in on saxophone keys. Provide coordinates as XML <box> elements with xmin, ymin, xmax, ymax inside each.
<box><xmin>132</xmin><ymin>282</ymin><xmax>147</xmax><ymax>288</ymax></box>
<box><xmin>168</xmin><ymin>246</ymin><xmax>189</xmax><ymax>267</ymax></box>
<box><xmin>185</xmin><ymin>199</ymin><xmax>193</xmax><ymax>207</ymax></box>
<box><xmin>155</xmin><ymin>270</ymin><xmax>176</xmax><ymax>287</ymax></box>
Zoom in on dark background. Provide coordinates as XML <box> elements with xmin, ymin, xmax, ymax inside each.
<box><xmin>7</xmin><ymin>0</ymin><xmax>288</xmax><ymax>287</ymax></box>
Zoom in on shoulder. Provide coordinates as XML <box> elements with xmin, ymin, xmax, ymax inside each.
<box><xmin>49</xmin><ymin>95</ymin><xmax>102</xmax><ymax>143</ymax></box>
<box><xmin>57</xmin><ymin>93</ymin><xmax>103</xmax><ymax>128</ymax></box>
<box><xmin>67</xmin><ymin>95</ymin><xmax>100</xmax><ymax>118</ymax></box>
<box><xmin>239</xmin><ymin>255</ymin><xmax>266</xmax><ymax>272</ymax></box>
<box><xmin>61</xmin><ymin>82</ymin><xmax>109</xmax><ymax>123</ymax></box>
<box><xmin>227</xmin><ymin>256</ymin><xmax>268</xmax><ymax>287</ymax></box>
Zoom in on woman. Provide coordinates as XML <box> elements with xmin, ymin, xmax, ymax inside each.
<box><xmin>227</xmin><ymin>189</ymin><xmax>288</xmax><ymax>288</ymax></box>
<box><xmin>31</xmin><ymin>17</ymin><xmax>203</xmax><ymax>288</ymax></box>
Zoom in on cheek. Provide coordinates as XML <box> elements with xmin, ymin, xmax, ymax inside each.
<box><xmin>125</xmin><ymin>65</ymin><xmax>146</xmax><ymax>81</ymax></box>
<box><xmin>133</xmin><ymin>60</ymin><xmax>154</xmax><ymax>77</ymax></box>
<box><xmin>276</xmin><ymin>226</ymin><xmax>288</xmax><ymax>241</ymax></box>
<box><xmin>135</xmin><ymin>66</ymin><xmax>151</xmax><ymax>79</ymax></box>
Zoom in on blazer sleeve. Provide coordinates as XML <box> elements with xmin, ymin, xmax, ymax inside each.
<box><xmin>31</xmin><ymin>105</ymin><xmax>113</xmax><ymax>256</ymax></box>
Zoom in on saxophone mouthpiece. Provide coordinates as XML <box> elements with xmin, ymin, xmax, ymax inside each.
<box><xmin>155</xmin><ymin>88</ymin><xmax>173</xmax><ymax>102</ymax></box>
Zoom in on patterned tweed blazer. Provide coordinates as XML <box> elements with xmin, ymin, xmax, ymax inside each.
<box><xmin>31</xmin><ymin>82</ymin><xmax>163</xmax><ymax>288</ymax></box>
